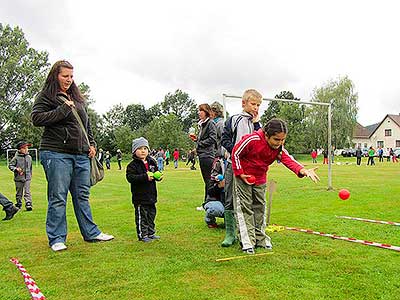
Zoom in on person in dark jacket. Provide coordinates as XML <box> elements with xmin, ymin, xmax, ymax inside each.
<box><xmin>126</xmin><ymin>137</ymin><xmax>162</xmax><ymax>242</ymax></box>
<box><xmin>116</xmin><ymin>149</ymin><xmax>122</xmax><ymax>170</ymax></box>
<box><xmin>189</xmin><ymin>104</ymin><xmax>217</xmax><ymax>204</ymax></box>
<box><xmin>8</xmin><ymin>141</ymin><xmax>33</xmax><ymax>210</ymax></box>
<box><xmin>355</xmin><ymin>147</ymin><xmax>362</xmax><ymax>166</ymax></box>
<box><xmin>31</xmin><ymin>60</ymin><xmax>114</xmax><ymax>252</ymax></box>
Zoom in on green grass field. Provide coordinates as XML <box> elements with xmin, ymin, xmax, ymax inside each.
<box><xmin>1</xmin><ymin>156</ymin><xmax>400</xmax><ymax>299</ymax></box>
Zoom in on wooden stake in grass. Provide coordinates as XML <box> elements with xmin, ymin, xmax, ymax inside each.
<box><xmin>216</xmin><ymin>252</ymin><xmax>273</xmax><ymax>262</ymax></box>
<box><xmin>266</xmin><ymin>180</ymin><xmax>277</xmax><ymax>229</ymax></box>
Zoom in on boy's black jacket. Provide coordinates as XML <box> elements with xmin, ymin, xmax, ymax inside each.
<box><xmin>126</xmin><ymin>155</ymin><xmax>158</xmax><ymax>205</ymax></box>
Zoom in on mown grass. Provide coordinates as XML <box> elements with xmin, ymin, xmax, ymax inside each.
<box><xmin>1</xmin><ymin>156</ymin><xmax>400</xmax><ymax>299</ymax></box>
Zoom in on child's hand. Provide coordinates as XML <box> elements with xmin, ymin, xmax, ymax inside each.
<box><xmin>252</xmin><ymin>111</ymin><xmax>260</xmax><ymax>123</ymax></box>
<box><xmin>217</xmin><ymin>180</ymin><xmax>225</xmax><ymax>188</ymax></box>
<box><xmin>300</xmin><ymin>167</ymin><xmax>320</xmax><ymax>183</ymax></box>
<box><xmin>16</xmin><ymin>167</ymin><xmax>24</xmax><ymax>175</ymax></box>
<box><xmin>239</xmin><ymin>174</ymin><xmax>255</xmax><ymax>185</ymax></box>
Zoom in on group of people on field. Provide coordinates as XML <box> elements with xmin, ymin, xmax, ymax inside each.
<box><xmin>189</xmin><ymin>89</ymin><xmax>319</xmax><ymax>254</ymax></box>
<box><xmin>2</xmin><ymin>60</ymin><xmax>321</xmax><ymax>255</ymax></box>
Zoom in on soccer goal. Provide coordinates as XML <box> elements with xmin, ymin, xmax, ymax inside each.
<box><xmin>6</xmin><ymin>148</ymin><xmax>39</xmax><ymax>167</ymax></box>
<box><xmin>222</xmin><ymin>93</ymin><xmax>333</xmax><ymax>190</ymax></box>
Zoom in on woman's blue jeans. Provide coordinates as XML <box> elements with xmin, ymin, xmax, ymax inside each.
<box><xmin>40</xmin><ymin>150</ymin><xmax>101</xmax><ymax>246</ymax></box>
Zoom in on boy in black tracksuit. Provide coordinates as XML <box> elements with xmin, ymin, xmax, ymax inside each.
<box><xmin>126</xmin><ymin>137</ymin><xmax>161</xmax><ymax>242</ymax></box>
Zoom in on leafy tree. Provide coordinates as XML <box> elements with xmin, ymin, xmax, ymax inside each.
<box><xmin>0</xmin><ymin>23</ymin><xmax>49</xmax><ymax>150</ymax></box>
<box><xmin>114</xmin><ymin>125</ymin><xmax>138</xmax><ymax>154</ymax></box>
<box><xmin>124</xmin><ymin>103</ymin><xmax>148</xmax><ymax>131</ymax></box>
<box><xmin>261</xmin><ymin>91</ymin><xmax>306</xmax><ymax>152</ymax></box>
<box><xmin>101</xmin><ymin>103</ymin><xmax>125</xmax><ymax>152</ymax></box>
<box><xmin>307</xmin><ymin>76</ymin><xmax>358</xmax><ymax>149</ymax></box>
<box><xmin>144</xmin><ymin>114</ymin><xmax>192</xmax><ymax>151</ymax></box>
<box><xmin>161</xmin><ymin>89</ymin><xmax>197</xmax><ymax>132</ymax></box>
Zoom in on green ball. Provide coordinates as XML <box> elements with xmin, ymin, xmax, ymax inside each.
<box><xmin>153</xmin><ymin>171</ymin><xmax>162</xmax><ymax>180</ymax></box>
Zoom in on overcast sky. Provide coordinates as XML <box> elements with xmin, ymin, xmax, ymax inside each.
<box><xmin>2</xmin><ymin>0</ymin><xmax>400</xmax><ymax>126</ymax></box>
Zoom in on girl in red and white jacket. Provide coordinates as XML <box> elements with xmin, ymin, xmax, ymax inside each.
<box><xmin>232</xmin><ymin>118</ymin><xmax>319</xmax><ymax>254</ymax></box>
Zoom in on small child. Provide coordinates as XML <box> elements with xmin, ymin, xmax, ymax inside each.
<box><xmin>126</xmin><ymin>137</ymin><xmax>161</xmax><ymax>242</ymax></box>
<box><xmin>8</xmin><ymin>141</ymin><xmax>33</xmax><ymax>211</ymax></box>
<box><xmin>202</xmin><ymin>157</ymin><xmax>226</xmax><ymax>228</ymax></box>
<box><xmin>232</xmin><ymin>118</ymin><xmax>319</xmax><ymax>254</ymax></box>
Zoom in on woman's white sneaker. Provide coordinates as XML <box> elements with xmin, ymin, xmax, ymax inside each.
<box><xmin>94</xmin><ymin>232</ymin><xmax>114</xmax><ymax>241</ymax></box>
<box><xmin>51</xmin><ymin>242</ymin><xmax>67</xmax><ymax>252</ymax></box>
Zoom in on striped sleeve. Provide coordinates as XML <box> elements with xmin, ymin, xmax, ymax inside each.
<box><xmin>231</xmin><ymin>134</ymin><xmax>260</xmax><ymax>176</ymax></box>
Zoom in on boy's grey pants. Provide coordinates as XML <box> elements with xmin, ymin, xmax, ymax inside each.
<box><xmin>15</xmin><ymin>180</ymin><xmax>32</xmax><ymax>208</ymax></box>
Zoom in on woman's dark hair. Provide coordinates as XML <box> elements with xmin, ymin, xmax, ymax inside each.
<box><xmin>42</xmin><ymin>60</ymin><xmax>84</xmax><ymax>102</ymax></box>
<box><xmin>198</xmin><ymin>103</ymin><xmax>212</xmax><ymax>117</ymax></box>
<box><xmin>263</xmin><ymin>118</ymin><xmax>288</xmax><ymax>137</ymax></box>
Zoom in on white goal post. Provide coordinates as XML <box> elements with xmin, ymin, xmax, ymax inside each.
<box><xmin>6</xmin><ymin>148</ymin><xmax>39</xmax><ymax>167</ymax></box>
<box><xmin>222</xmin><ymin>94</ymin><xmax>333</xmax><ymax>190</ymax></box>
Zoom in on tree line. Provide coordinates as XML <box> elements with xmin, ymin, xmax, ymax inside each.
<box><xmin>0</xmin><ymin>23</ymin><xmax>358</xmax><ymax>157</ymax></box>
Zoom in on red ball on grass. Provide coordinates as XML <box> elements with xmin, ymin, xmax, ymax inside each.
<box><xmin>339</xmin><ymin>189</ymin><xmax>350</xmax><ymax>200</ymax></box>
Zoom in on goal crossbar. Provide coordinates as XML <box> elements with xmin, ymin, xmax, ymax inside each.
<box><xmin>222</xmin><ymin>93</ymin><xmax>333</xmax><ymax>190</ymax></box>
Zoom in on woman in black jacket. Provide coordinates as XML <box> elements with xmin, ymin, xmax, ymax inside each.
<box><xmin>31</xmin><ymin>60</ymin><xmax>114</xmax><ymax>252</ymax></box>
<box><xmin>189</xmin><ymin>104</ymin><xmax>217</xmax><ymax>204</ymax></box>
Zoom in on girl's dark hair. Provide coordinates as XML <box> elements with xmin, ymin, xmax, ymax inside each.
<box><xmin>42</xmin><ymin>60</ymin><xmax>84</xmax><ymax>102</ymax></box>
<box><xmin>263</xmin><ymin>118</ymin><xmax>288</xmax><ymax>137</ymax></box>
<box><xmin>198</xmin><ymin>103</ymin><xmax>212</xmax><ymax>117</ymax></box>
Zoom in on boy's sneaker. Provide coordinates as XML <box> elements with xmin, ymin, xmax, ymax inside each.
<box><xmin>2</xmin><ymin>205</ymin><xmax>19</xmax><ymax>221</ymax></box>
<box><xmin>207</xmin><ymin>223</ymin><xmax>218</xmax><ymax>229</ymax></box>
<box><xmin>26</xmin><ymin>206</ymin><xmax>33</xmax><ymax>211</ymax></box>
<box><xmin>93</xmin><ymin>232</ymin><xmax>114</xmax><ymax>241</ymax></box>
<box><xmin>51</xmin><ymin>242</ymin><xmax>67</xmax><ymax>252</ymax></box>
<box><xmin>15</xmin><ymin>203</ymin><xmax>22</xmax><ymax>209</ymax></box>
<box><xmin>140</xmin><ymin>236</ymin><xmax>153</xmax><ymax>243</ymax></box>
<box><xmin>149</xmin><ymin>235</ymin><xmax>160</xmax><ymax>240</ymax></box>
<box><xmin>243</xmin><ymin>248</ymin><xmax>255</xmax><ymax>255</ymax></box>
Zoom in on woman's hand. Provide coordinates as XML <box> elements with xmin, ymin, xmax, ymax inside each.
<box><xmin>189</xmin><ymin>133</ymin><xmax>197</xmax><ymax>141</ymax></box>
<box><xmin>299</xmin><ymin>167</ymin><xmax>320</xmax><ymax>183</ymax></box>
<box><xmin>89</xmin><ymin>146</ymin><xmax>96</xmax><ymax>158</ymax></box>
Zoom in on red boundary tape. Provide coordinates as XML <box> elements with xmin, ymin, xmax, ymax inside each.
<box><xmin>10</xmin><ymin>258</ymin><xmax>46</xmax><ymax>300</ymax></box>
<box><xmin>285</xmin><ymin>226</ymin><xmax>400</xmax><ymax>252</ymax></box>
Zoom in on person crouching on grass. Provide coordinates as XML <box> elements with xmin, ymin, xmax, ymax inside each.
<box><xmin>126</xmin><ymin>137</ymin><xmax>162</xmax><ymax>242</ymax></box>
<box><xmin>232</xmin><ymin>118</ymin><xmax>319</xmax><ymax>254</ymax></box>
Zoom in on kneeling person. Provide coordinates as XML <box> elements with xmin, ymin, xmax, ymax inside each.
<box><xmin>203</xmin><ymin>157</ymin><xmax>225</xmax><ymax>228</ymax></box>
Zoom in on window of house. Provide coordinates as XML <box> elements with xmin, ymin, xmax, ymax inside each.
<box><xmin>377</xmin><ymin>141</ymin><xmax>384</xmax><ymax>147</ymax></box>
<box><xmin>396</xmin><ymin>140</ymin><xmax>400</xmax><ymax>147</ymax></box>
<box><xmin>364</xmin><ymin>143</ymin><xmax>367</xmax><ymax>148</ymax></box>
<box><xmin>385</xmin><ymin>129</ymin><xmax>392</xmax><ymax>136</ymax></box>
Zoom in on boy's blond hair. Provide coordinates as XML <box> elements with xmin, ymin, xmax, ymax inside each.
<box><xmin>242</xmin><ymin>89</ymin><xmax>262</xmax><ymax>105</ymax></box>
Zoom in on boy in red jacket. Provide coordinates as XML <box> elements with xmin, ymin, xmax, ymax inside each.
<box><xmin>232</xmin><ymin>118</ymin><xmax>319</xmax><ymax>254</ymax></box>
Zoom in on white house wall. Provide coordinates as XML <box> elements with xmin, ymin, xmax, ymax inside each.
<box><xmin>369</xmin><ymin>116</ymin><xmax>400</xmax><ymax>148</ymax></box>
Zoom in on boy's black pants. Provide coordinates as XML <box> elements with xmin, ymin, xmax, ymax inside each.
<box><xmin>134</xmin><ymin>203</ymin><xmax>156</xmax><ymax>239</ymax></box>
